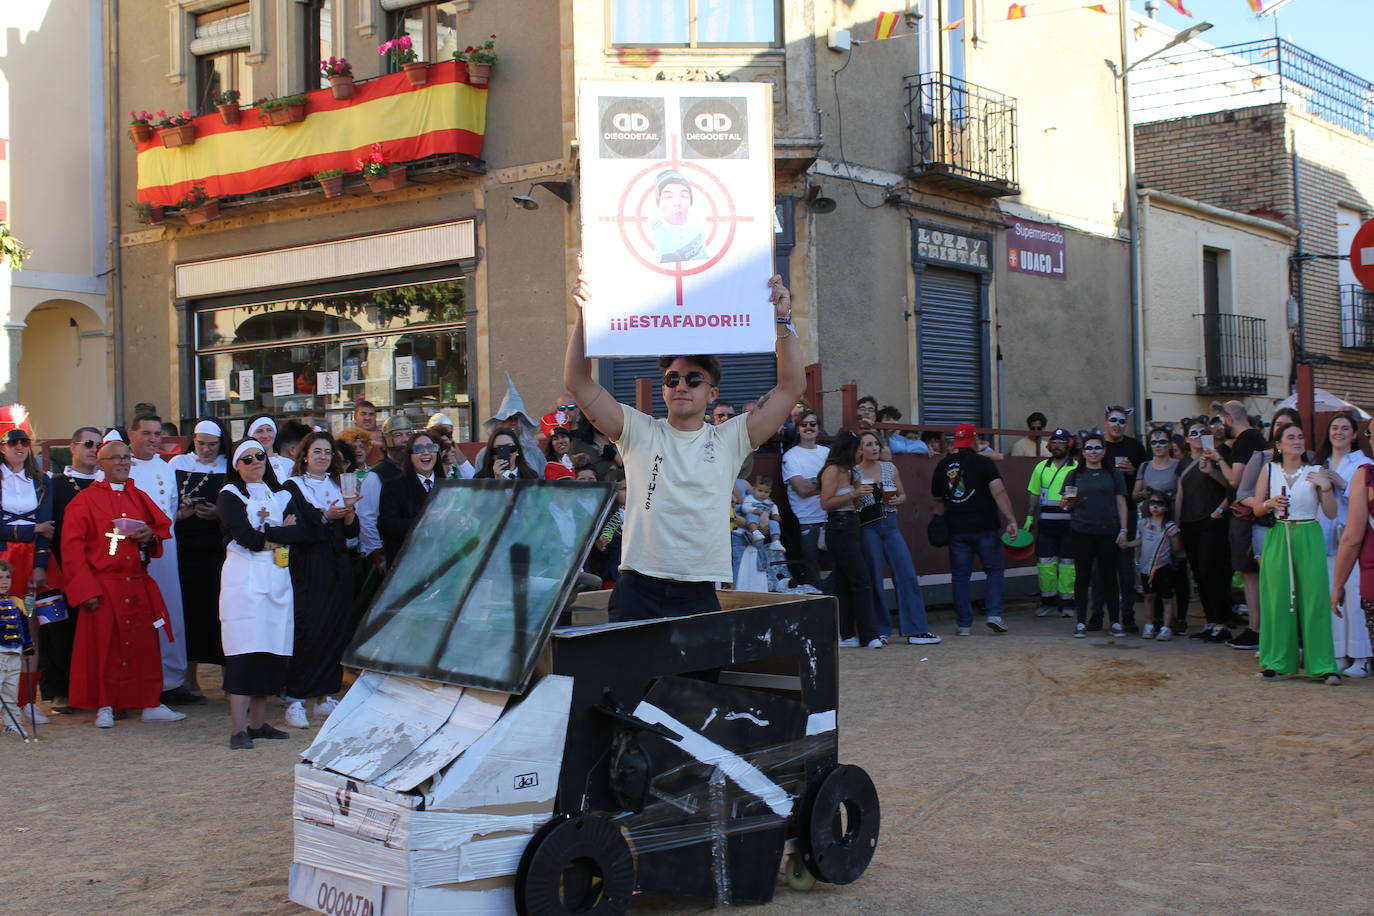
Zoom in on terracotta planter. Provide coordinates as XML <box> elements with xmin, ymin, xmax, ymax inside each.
<box><xmin>364</xmin><ymin>168</ymin><xmax>408</xmax><ymax>194</ymax></box>
<box><xmin>402</xmin><ymin>61</ymin><xmax>429</xmax><ymax>86</ymax></box>
<box><xmin>158</xmin><ymin>123</ymin><xmax>196</xmax><ymax>148</ymax></box>
<box><xmin>217</xmin><ymin>103</ymin><xmax>240</xmax><ymax>125</ymax></box>
<box><xmin>329</xmin><ymin>75</ymin><xmax>354</xmax><ymax>100</ymax></box>
<box><xmin>266</xmin><ymin>103</ymin><xmax>307</xmax><ymax>126</ymax></box>
<box><xmin>183</xmin><ymin>199</ymin><xmax>220</xmax><ymax>225</ymax></box>
<box><xmin>317</xmin><ymin>176</ymin><xmax>344</xmax><ymax>199</ymax></box>
<box><xmin>137</xmin><ymin>205</ymin><xmax>165</xmax><ymax>225</ymax></box>
<box><xmin>467</xmin><ymin>62</ymin><xmax>491</xmax><ymax>87</ymax></box>
<box><xmin>129</xmin><ymin>122</ymin><xmax>153</xmax><ymax>144</ymax></box>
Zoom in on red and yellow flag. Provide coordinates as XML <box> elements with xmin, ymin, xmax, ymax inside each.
<box><xmin>1164</xmin><ymin>0</ymin><xmax>1194</xmax><ymax>16</ymax></box>
<box><xmin>942</xmin><ymin>17</ymin><xmax>965</xmax><ymax>31</ymax></box>
<box><xmin>1007</xmin><ymin>3</ymin><xmax>1027</xmax><ymax>19</ymax></box>
<box><xmin>1085</xmin><ymin>3</ymin><xmax>1110</xmax><ymax>12</ymax></box>
<box><xmin>874</xmin><ymin>11</ymin><xmax>900</xmax><ymax>39</ymax></box>
<box><xmin>1246</xmin><ymin>0</ymin><xmax>1264</xmax><ymax>11</ymax></box>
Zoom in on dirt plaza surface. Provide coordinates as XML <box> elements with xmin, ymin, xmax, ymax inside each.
<box><xmin>5</xmin><ymin>601</ymin><xmax>1373</xmax><ymax>915</ymax></box>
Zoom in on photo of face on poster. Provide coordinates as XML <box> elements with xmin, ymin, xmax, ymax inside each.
<box><xmin>578</xmin><ymin>81</ymin><xmax>775</xmax><ymax>357</ymax></box>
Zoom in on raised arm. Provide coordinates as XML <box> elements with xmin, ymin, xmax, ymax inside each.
<box><xmin>746</xmin><ymin>276</ymin><xmax>806</xmax><ymax>449</ymax></box>
<box><xmin>563</xmin><ymin>261</ymin><xmax>625</xmax><ymax>442</ymax></box>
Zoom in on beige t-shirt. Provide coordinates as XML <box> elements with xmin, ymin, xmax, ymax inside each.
<box><xmin>616</xmin><ymin>404</ymin><xmax>752</xmax><ymax>582</ymax></box>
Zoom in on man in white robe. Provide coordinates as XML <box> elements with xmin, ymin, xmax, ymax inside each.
<box><xmin>125</xmin><ymin>416</ymin><xmax>200</xmax><ymax>705</ymax></box>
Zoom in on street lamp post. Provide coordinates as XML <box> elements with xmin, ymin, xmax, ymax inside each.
<box><xmin>1111</xmin><ymin>16</ymin><xmax>1212</xmax><ymax>430</ymax></box>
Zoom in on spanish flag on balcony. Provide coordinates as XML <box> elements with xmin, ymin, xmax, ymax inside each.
<box><xmin>874</xmin><ymin>11</ymin><xmax>900</xmax><ymax>39</ymax></box>
<box><xmin>134</xmin><ymin>62</ymin><xmax>487</xmax><ymax>208</ymax></box>
<box><xmin>1007</xmin><ymin>4</ymin><xmax>1027</xmax><ymax>20</ymax></box>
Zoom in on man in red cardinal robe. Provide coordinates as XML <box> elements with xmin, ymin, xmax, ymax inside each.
<box><xmin>64</xmin><ymin>440</ymin><xmax>185</xmax><ymax>727</ymax></box>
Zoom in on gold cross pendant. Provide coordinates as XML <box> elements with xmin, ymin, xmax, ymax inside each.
<box><xmin>105</xmin><ymin>530</ymin><xmax>127</xmax><ymax>556</ymax></box>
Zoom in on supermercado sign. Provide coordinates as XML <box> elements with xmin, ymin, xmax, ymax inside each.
<box><xmin>1005</xmin><ymin>216</ymin><xmax>1066</xmax><ymax>280</ymax></box>
<box><xmin>911</xmin><ymin>221</ymin><xmax>992</xmax><ymax>273</ymax></box>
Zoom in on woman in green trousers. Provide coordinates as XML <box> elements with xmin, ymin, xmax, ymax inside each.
<box><xmin>1253</xmin><ymin>424</ymin><xmax>1340</xmax><ymax>684</ymax></box>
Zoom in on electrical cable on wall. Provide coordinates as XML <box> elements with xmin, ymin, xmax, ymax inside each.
<box><xmin>830</xmin><ymin>46</ymin><xmax>888</xmax><ymax>210</ymax></box>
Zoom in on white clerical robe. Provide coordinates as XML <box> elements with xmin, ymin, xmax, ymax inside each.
<box><xmin>130</xmin><ymin>454</ymin><xmax>186</xmax><ymax>689</ymax></box>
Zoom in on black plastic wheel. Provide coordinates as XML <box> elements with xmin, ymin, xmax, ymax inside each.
<box><xmin>515</xmin><ymin>814</ymin><xmax>635</xmax><ymax>916</ymax></box>
<box><xmin>801</xmin><ymin>764</ymin><xmax>880</xmax><ymax>885</ymax></box>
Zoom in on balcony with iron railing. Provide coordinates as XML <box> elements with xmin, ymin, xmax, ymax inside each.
<box><xmin>1341</xmin><ymin>284</ymin><xmax>1374</xmax><ymax>350</ymax></box>
<box><xmin>1132</xmin><ymin>38</ymin><xmax>1374</xmax><ymax>138</ymax></box>
<box><xmin>1196</xmin><ymin>313</ymin><xmax>1267</xmax><ymax>395</ymax></box>
<box><xmin>904</xmin><ymin>74</ymin><xmax>1019</xmax><ymax>197</ymax></box>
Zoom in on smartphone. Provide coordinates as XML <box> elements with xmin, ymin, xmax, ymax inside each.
<box><xmin>494</xmin><ymin>444</ymin><xmax>516</xmax><ymax>460</ymax></box>
<box><xmin>1201</xmin><ymin>434</ymin><xmax>1215</xmax><ymax>451</ymax></box>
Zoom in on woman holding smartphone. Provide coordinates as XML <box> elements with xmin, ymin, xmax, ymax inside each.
<box><xmin>1063</xmin><ymin>429</ymin><xmax>1129</xmax><ymax>638</ymax></box>
<box><xmin>476</xmin><ymin>428</ymin><xmax>538</xmax><ymax>480</ymax></box>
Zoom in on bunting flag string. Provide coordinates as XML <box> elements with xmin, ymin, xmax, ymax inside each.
<box><xmin>942</xmin><ymin>17</ymin><xmax>965</xmax><ymax>31</ymax></box>
<box><xmin>1007</xmin><ymin>3</ymin><xmax>1027</xmax><ymax>19</ymax></box>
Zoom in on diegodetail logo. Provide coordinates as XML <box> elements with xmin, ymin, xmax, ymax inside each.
<box><xmin>681</xmin><ymin>97</ymin><xmax>748</xmax><ymax>159</ymax></box>
<box><xmin>599</xmin><ymin>97</ymin><xmax>665</xmax><ymax>159</ymax></box>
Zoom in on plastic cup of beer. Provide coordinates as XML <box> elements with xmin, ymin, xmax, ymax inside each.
<box><xmin>884</xmin><ymin>489</ymin><xmax>898</xmax><ymax>505</ymax></box>
<box><xmin>1062</xmin><ymin>486</ymin><xmax>1078</xmax><ymax>500</ymax></box>
<box><xmin>340</xmin><ymin>473</ymin><xmax>358</xmax><ymax>499</ymax></box>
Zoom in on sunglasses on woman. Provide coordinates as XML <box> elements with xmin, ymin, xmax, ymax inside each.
<box><xmin>412</xmin><ymin>444</ymin><xmax>440</xmax><ymax>454</ymax></box>
<box><xmin>1150</xmin><ymin>439</ymin><xmax>1169</xmax><ymax>447</ymax></box>
<box><xmin>237</xmin><ymin>452</ymin><xmax>266</xmax><ymax>464</ymax></box>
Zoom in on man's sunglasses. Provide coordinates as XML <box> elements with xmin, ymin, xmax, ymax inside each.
<box><xmin>237</xmin><ymin>452</ymin><xmax>266</xmax><ymax>464</ymax></box>
<box><xmin>75</xmin><ymin>439</ymin><xmax>99</xmax><ymax>449</ymax></box>
<box><xmin>799</xmin><ymin>421</ymin><xmax>818</xmax><ymax>428</ymax></box>
<box><xmin>412</xmin><ymin>444</ymin><xmax>440</xmax><ymax>454</ymax></box>
<box><xmin>663</xmin><ymin>371</ymin><xmax>709</xmax><ymax>389</ymax></box>
<box><xmin>1106</xmin><ymin>416</ymin><xmax>1128</xmax><ymax>425</ymax></box>
<box><xmin>557</xmin><ymin>404</ymin><xmax>577</xmax><ymax>411</ymax></box>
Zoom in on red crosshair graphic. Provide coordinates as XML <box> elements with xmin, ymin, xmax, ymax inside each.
<box><xmin>599</xmin><ymin>139</ymin><xmax>754</xmax><ymax>306</ymax></box>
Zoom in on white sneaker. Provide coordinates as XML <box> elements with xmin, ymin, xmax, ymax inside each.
<box><xmin>3</xmin><ymin>724</ymin><xmax>25</xmax><ymax>737</ymax></box>
<box><xmin>865</xmin><ymin>638</ymin><xmax>884</xmax><ymax>649</ymax></box>
<box><xmin>141</xmin><ymin>704</ymin><xmax>187</xmax><ymax>723</ymax></box>
<box><xmin>95</xmin><ymin>706</ymin><xmax>115</xmax><ymax>728</ymax></box>
<box><xmin>314</xmin><ymin>697</ymin><xmax>339</xmax><ymax>718</ymax></box>
<box><xmin>1141</xmin><ymin>624</ymin><xmax>1157</xmax><ymax>639</ymax></box>
<box><xmin>285</xmin><ymin>701</ymin><xmax>310</xmax><ymax>727</ymax></box>
<box><xmin>1156</xmin><ymin>626</ymin><xmax>1174</xmax><ymax>642</ymax></box>
<box><xmin>21</xmin><ymin>704</ymin><xmax>49</xmax><ymax>724</ymax></box>
<box><xmin>1072</xmin><ymin>623</ymin><xmax>1087</xmax><ymax>638</ymax></box>
<box><xmin>957</xmin><ymin>626</ymin><xmax>972</xmax><ymax>636</ymax></box>
<box><xmin>749</xmin><ymin>530</ymin><xmax>765</xmax><ymax>545</ymax></box>
<box><xmin>986</xmin><ymin>617</ymin><xmax>1007</xmax><ymax>634</ymax></box>
<box><xmin>1343</xmin><ymin>659</ymin><xmax>1371</xmax><ymax>678</ymax></box>
<box><xmin>1035</xmin><ymin>603</ymin><xmax>1055</xmax><ymax>617</ymax></box>
<box><xmin>1110</xmin><ymin>622</ymin><xmax>1126</xmax><ymax>638</ymax></box>
<box><xmin>906</xmin><ymin>633</ymin><xmax>942</xmax><ymax>645</ymax></box>
<box><xmin>1060</xmin><ymin>607</ymin><xmax>1075</xmax><ymax>618</ymax></box>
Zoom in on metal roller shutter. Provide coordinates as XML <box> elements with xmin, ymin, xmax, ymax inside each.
<box><xmin>917</xmin><ymin>267</ymin><xmax>985</xmax><ymax>425</ymax></box>
<box><xmin>604</xmin><ymin>353</ymin><xmax>778</xmax><ymax>417</ymax></box>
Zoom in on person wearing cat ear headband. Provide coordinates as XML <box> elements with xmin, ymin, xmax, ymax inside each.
<box><xmin>1100</xmin><ymin>406</ymin><xmax>1147</xmax><ymax>633</ymax></box>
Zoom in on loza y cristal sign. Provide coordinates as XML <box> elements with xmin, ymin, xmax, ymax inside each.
<box><xmin>915</xmin><ymin>227</ymin><xmax>989</xmax><ymax>269</ymax></box>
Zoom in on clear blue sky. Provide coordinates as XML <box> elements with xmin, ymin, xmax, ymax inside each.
<box><xmin>1131</xmin><ymin>0</ymin><xmax>1367</xmax><ymax>81</ymax></box>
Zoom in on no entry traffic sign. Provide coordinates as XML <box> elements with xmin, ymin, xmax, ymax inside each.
<box><xmin>1353</xmin><ymin>218</ymin><xmax>1374</xmax><ymax>292</ymax></box>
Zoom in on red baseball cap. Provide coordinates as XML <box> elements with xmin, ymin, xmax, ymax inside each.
<box><xmin>953</xmin><ymin>423</ymin><xmax>977</xmax><ymax>448</ymax></box>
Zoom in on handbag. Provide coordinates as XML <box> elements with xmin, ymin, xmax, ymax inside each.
<box><xmin>927</xmin><ymin>513</ymin><xmax>951</xmax><ymax>548</ymax></box>
<box><xmin>859</xmin><ymin>497</ymin><xmax>884</xmax><ymax>528</ymax></box>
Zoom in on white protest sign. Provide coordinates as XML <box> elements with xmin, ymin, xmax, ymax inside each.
<box><xmin>578</xmin><ymin>80</ymin><xmax>775</xmax><ymax>357</ymax></box>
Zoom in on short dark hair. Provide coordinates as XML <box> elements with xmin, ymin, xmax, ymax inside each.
<box><xmin>857</xmin><ymin>395</ymin><xmax>878</xmax><ymax>410</ymax></box>
<box><xmin>1026</xmin><ymin>411</ymin><xmax>1047</xmax><ymax>427</ymax></box>
<box><xmin>712</xmin><ymin>401</ymin><xmax>735</xmax><ymax>413</ymax></box>
<box><xmin>278</xmin><ymin>420</ymin><xmax>310</xmax><ymax>451</ymax></box>
<box><xmin>71</xmin><ymin>426</ymin><xmax>101</xmax><ymax>442</ymax></box>
<box><xmin>657</xmin><ymin>355</ymin><xmax>721</xmax><ymax>385</ymax></box>
<box><xmin>877</xmin><ymin>405</ymin><xmax>903</xmax><ymax>422</ymax></box>
<box><xmin>755</xmin><ymin>474</ymin><xmax>774</xmax><ymax>486</ymax></box>
<box><xmin>132</xmin><ymin>412</ymin><xmax>161</xmax><ymax>430</ymax></box>
<box><xmin>355</xmin><ymin>400</ymin><xmax>376</xmax><ymax>411</ymax></box>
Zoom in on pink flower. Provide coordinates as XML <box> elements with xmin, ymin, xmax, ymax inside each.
<box><xmin>179</xmin><ymin>110</ymin><xmax>192</xmax><ymax>119</ymax></box>
<box><xmin>399</xmin><ymin>35</ymin><xmax>412</xmax><ymax>49</ymax></box>
<box><xmin>155</xmin><ymin>109</ymin><xmax>167</xmax><ymax>119</ymax></box>
<box><xmin>378</xmin><ymin>40</ymin><xmax>393</xmax><ymax>55</ymax></box>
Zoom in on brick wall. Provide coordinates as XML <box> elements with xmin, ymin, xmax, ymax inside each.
<box><xmin>1135</xmin><ymin>104</ymin><xmax>1374</xmax><ymax>408</ymax></box>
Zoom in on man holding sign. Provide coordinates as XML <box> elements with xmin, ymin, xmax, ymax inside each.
<box><xmin>564</xmin><ymin>266</ymin><xmax>804</xmax><ymax>621</ymax></box>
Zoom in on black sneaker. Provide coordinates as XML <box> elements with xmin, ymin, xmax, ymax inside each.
<box><xmin>160</xmin><ymin>686</ymin><xmax>208</xmax><ymax>706</ymax></box>
<box><xmin>1189</xmin><ymin>625</ymin><xmax>1214</xmax><ymax>640</ymax></box>
<box><xmin>1225</xmin><ymin>628</ymin><xmax>1259</xmax><ymax>649</ymax></box>
<box><xmin>1205</xmin><ymin>627</ymin><xmax>1233</xmax><ymax>644</ymax></box>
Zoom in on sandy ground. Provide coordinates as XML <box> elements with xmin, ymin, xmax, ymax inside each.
<box><xmin>6</xmin><ymin>600</ymin><xmax>1374</xmax><ymax>915</ymax></box>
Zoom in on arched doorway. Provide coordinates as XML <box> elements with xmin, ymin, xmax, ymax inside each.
<box><xmin>17</xmin><ymin>299</ymin><xmax>109</xmax><ymax>440</ymax></box>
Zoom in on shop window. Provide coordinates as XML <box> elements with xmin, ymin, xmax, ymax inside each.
<box><xmin>385</xmin><ymin>2</ymin><xmax>462</xmax><ymax>72</ymax></box>
<box><xmin>192</xmin><ymin>3</ymin><xmax>252</xmax><ymax>114</ymax></box>
<box><xmin>194</xmin><ymin>277</ymin><xmax>470</xmax><ymax>437</ymax></box>
<box><xmin>610</xmin><ymin>0</ymin><xmax>780</xmax><ymax>47</ymax></box>
<box><xmin>302</xmin><ymin>0</ymin><xmax>333</xmax><ymax>92</ymax></box>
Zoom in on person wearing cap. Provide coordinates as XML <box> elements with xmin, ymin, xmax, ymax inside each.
<box><xmin>1026</xmin><ymin>429</ymin><xmax>1078</xmax><ymax>619</ymax></box>
<box><xmin>540</xmin><ymin>396</ymin><xmax>581</xmax><ymax>441</ymax></box>
<box><xmin>1100</xmin><ymin>404</ymin><xmax>1148</xmax><ymax>632</ymax></box>
<box><xmin>167</xmin><ymin>418</ymin><xmax>231</xmax><ymax>698</ymax></box>
<box><xmin>930</xmin><ymin>423</ymin><xmax>1019</xmax><ymax>635</ymax></box>
<box><xmin>356</xmin><ymin>414</ymin><xmax>414</xmax><ymax>573</ymax></box>
<box><xmin>650</xmin><ymin>169</ymin><xmax>708</xmax><ymax>263</ymax></box>
<box><xmin>128</xmin><ymin>412</ymin><xmax>196</xmax><ymax>706</ymax></box>
<box><xmin>1011</xmin><ymin>412</ymin><xmax>1050</xmax><ymax>458</ymax></box>
<box><xmin>64</xmin><ymin>439</ymin><xmax>184</xmax><ymax>728</ymax></box>
<box><xmin>563</xmin><ymin>263</ymin><xmax>804</xmax><ymax>622</ymax></box>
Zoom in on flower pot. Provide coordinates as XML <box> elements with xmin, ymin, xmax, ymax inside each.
<box><xmin>467</xmin><ymin>62</ymin><xmax>491</xmax><ymax>87</ymax></box>
<box><xmin>364</xmin><ymin>167</ymin><xmax>408</xmax><ymax>194</ymax></box>
<box><xmin>402</xmin><ymin>61</ymin><xmax>429</xmax><ymax>86</ymax></box>
<box><xmin>130</xmin><ymin>122</ymin><xmax>153</xmax><ymax>144</ymax></box>
<box><xmin>158</xmin><ymin>123</ymin><xmax>196</xmax><ymax>148</ymax></box>
<box><xmin>217</xmin><ymin>103</ymin><xmax>240</xmax><ymax>125</ymax></box>
<box><xmin>136</xmin><ymin>205</ymin><xmax>165</xmax><ymax>225</ymax></box>
<box><xmin>317</xmin><ymin>176</ymin><xmax>344</xmax><ymax>199</ymax></box>
<box><xmin>329</xmin><ymin>75</ymin><xmax>354</xmax><ymax>100</ymax></box>
<box><xmin>267</xmin><ymin>103</ymin><xmax>307</xmax><ymax>126</ymax></box>
<box><xmin>184</xmin><ymin>199</ymin><xmax>220</xmax><ymax>225</ymax></box>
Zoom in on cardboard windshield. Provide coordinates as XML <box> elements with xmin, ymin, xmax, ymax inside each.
<box><xmin>345</xmin><ymin>479</ymin><xmax>614</xmax><ymax>692</ymax></box>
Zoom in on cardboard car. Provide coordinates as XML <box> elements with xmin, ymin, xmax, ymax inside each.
<box><xmin>288</xmin><ymin>479</ymin><xmax>878</xmax><ymax>915</ymax></box>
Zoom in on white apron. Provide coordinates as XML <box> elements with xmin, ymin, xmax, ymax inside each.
<box><xmin>218</xmin><ymin>485</ymin><xmax>295</xmax><ymax>657</ymax></box>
